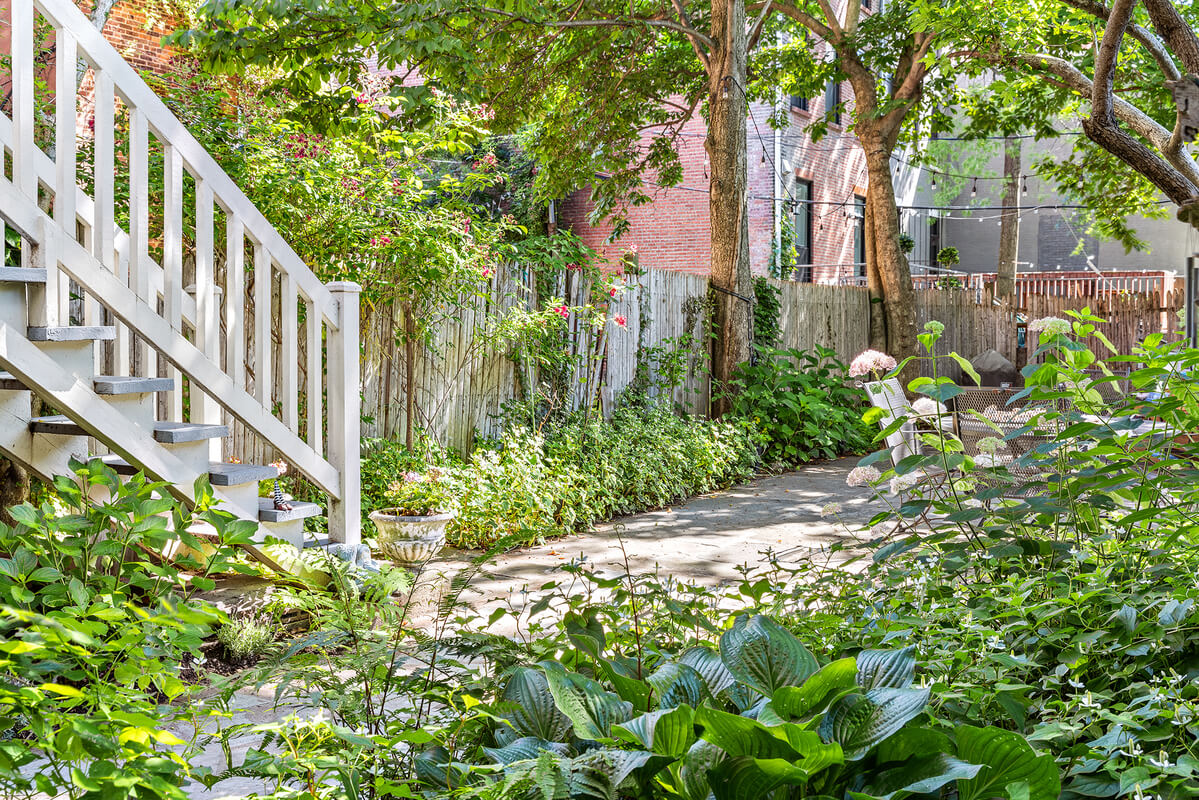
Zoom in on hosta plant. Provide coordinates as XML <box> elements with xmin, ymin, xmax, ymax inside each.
<box><xmin>416</xmin><ymin>614</ymin><xmax>1059</xmax><ymax>799</ymax></box>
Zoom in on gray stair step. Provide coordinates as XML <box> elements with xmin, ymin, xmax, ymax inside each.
<box><xmin>302</xmin><ymin>534</ymin><xmax>333</xmax><ymax>549</ymax></box>
<box><xmin>0</xmin><ymin>267</ymin><xmax>47</xmax><ymax>283</ymax></box>
<box><xmin>0</xmin><ymin>372</ymin><xmax>25</xmax><ymax>391</ymax></box>
<box><xmin>30</xmin><ymin>416</ymin><xmax>227</xmax><ymax>443</ymax></box>
<box><xmin>30</xmin><ymin>415</ymin><xmax>86</xmax><ymax>436</ymax></box>
<box><xmin>28</xmin><ymin>326</ymin><xmax>116</xmax><ymax>341</ymax></box>
<box><xmin>100</xmin><ymin>455</ymin><xmax>277</xmax><ymax>487</ymax></box>
<box><xmin>93</xmin><ymin>375</ymin><xmax>174</xmax><ymax>395</ymax></box>
<box><xmin>208</xmin><ymin>462</ymin><xmax>279</xmax><ymax>486</ymax></box>
<box><xmin>153</xmin><ymin>421</ymin><xmax>229</xmax><ymax>443</ymax></box>
<box><xmin>258</xmin><ymin>497</ymin><xmax>323</xmax><ymax>523</ymax></box>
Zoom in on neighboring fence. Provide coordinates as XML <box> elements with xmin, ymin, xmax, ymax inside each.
<box><xmin>224</xmin><ymin>266</ymin><xmax>1186</xmax><ymax>459</ymax></box>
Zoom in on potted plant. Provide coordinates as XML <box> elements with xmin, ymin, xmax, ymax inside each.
<box><xmin>898</xmin><ymin>232</ymin><xmax>915</xmax><ymax>254</ymax></box>
<box><xmin>936</xmin><ymin>246</ymin><xmax>960</xmax><ymax>269</ymax></box>
<box><xmin>369</xmin><ymin>468</ymin><xmax>455</xmax><ymax>564</ymax></box>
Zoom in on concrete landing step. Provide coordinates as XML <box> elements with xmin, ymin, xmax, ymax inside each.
<box><xmin>28</xmin><ymin>326</ymin><xmax>115</xmax><ymax>341</ymax></box>
<box><xmin>0</xmin><ymin>267</ymin><xmax>47</xmax><ymax>283</ymax></box>
<box><xmin>258</xmin><ymin>497</ymin><xmax>322</xmax><ymax>523</ymax></box>
<box><xmin>93</xmin><ymin>376</ymin><xmax>174</xmax><ymax>394</ymax></box>
<box><xmin>0</xmin><ymin>372</ymin><xmax>26</xmax><ymax>390</ymax></box>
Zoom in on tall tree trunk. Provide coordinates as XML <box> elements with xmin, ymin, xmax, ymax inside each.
<box><xmin>860</xmin><ymin>136</ymin><xmax>917</xmax><ymax>366</ymax></box>
<box><xmin>707</xmin><ymin>0</ymin><xmax>752</xmax><ymax>417</ymax></box>
<box><xmin>996</xmin><ymin>136</ymin><xmax>1022</xmax><ymax>300</ymax></box>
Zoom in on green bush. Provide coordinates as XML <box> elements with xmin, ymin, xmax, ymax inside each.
<box><xmin>216</xmin><ymin>616</ymin><xmax>276</xmax><ymax>664</ymax></box>
<box><xmin>0</xmin><ymin>459</ymin><xmax>256</xmax><ymax>799</ymax></box>
<box><xmin>360</xmin><ymin>407</ymin><xmax>757</xmax><ymax>550</ymax></box>
<box><xmin>727</xmin><ymin>346</ymin><xmax>874</xmax><ymax>465</ymax></box>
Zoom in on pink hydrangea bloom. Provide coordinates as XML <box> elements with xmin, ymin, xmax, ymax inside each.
<box><xmin>849</xmin><ymin>349</ymin><xmax>898</xmax><ymax>379</ymax></box>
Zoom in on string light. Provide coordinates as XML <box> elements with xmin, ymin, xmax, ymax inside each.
<box><xmin>971</xmin><ymin>178</ymin><xmax>978</xmax><ymax>198</ymax></box>
<box><xmin>1022</xmin><ymin>176</ymin><xmax>1029</xmax><ymax>197</ymax></box>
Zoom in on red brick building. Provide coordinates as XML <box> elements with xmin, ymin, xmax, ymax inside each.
<box><xmin>559</xmin><ymin>86</ymin><xmax>870</xmax><ymax>283</ymax></box>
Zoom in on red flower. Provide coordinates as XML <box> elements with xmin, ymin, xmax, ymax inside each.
<box><xmin>482</xmin><ymin>266</ymin><xmax>494</xmax><ymax>278</ymax></box>
<box><xmin>608</xmin><ymin>287</ymin><xmax>618</xmax><ymax>297</ymax></box>
<box><xmin>614</xmin><ymin>315</ymin><xmax>628</xmax><ymax>328</ymax></box>
<box><xmin>553</xmin><ymin>305</ymin><xmax>569</xmax><ymax>319</ymax></box>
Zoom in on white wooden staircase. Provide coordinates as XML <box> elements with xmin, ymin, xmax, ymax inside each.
<box><xmin>0</xmin><ymin>0</ymin><xmax>361</xmax><ymax>549</ymax></box>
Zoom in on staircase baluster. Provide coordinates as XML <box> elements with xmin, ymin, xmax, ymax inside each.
<box><xmin>195</xmin><ymin>178</ymin><xmax>220</xmax><ymax>457</ymax></box>
<box><xmin>163</xmin><ymin>144</ymin><xmax>184</xmax><ymax>421</ymax></box>
<box><xmin>253</xmin><ymin>243</ymin><xmax>272</xmax><ymax>408</ymax></box>
<box><xmin>225</xmin><ymin>215</ymin><xmax>245</xmax><ymax>391</ymax></box>
<box><xmin>281</xmin><ymin>271</ymin><xmax>298</xmax><ymax>433</ymax></box>
<box><xmin>11</xmin><ymin>0</ymin><xmax>35</xmax><ymax>201</ymax></box>
<box><xmin>51</xmin><ymin>27</ymin><xmax>78</xmax><ymax>328</ymax></box>
<box><xmin>129</xmin><ymin>107</ymin><xmax>152</xmax><ymax>379</ymax></box>
<box><xmin>306</xmin><ymin>295</ymin><xmax>322</xmax><ymax>455</ymax></box>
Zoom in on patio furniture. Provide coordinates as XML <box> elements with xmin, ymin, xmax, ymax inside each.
<box><xmin>862</xmin><ymin>377</ymin><xmax>917</xmax><ymax>466</ymax></box>
<box><xmin>951</xmin><ymin>386</ymin><xmax>1066</xmax><ymax>480</ymax></box>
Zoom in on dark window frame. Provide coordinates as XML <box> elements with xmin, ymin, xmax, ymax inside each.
<box><xmin>790</xmin><ymin>95</ymin><xmax>809</xmax><ymax>112</ymax></box>
<box><xmin>825</xmin><ymin>80</ymin><xmax>842</xmax><ymax>126</ymax></box>
<box><xmin>853</xmin><ymin>195</ymin><xmax>866</xmax><ymax>276</ymax></box>
<box><xmin>794</xmin><ymin>180</ymin><xmax>814</xmax><ymax>280</ymax></box>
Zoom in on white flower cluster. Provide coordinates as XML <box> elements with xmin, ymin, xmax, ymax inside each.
<box><xmin>910</xmin><ymin>397</ymin><xmax>948</xmax><ymax>417</ymax></box>
<box><xmin>889</xmin><ymin>471</ymin><xmax>922</xmax><ymax>495</ymax></box>
<box><xmin>846</xmin><ymin>465</ymin><xmax>881</xmax><ymax>487</ymax></box>
<box><xmin>1028</xmin><ymin>316</ymin><xmax>1071</xmax><ymax>336</ymax></box>
<box><xmin>849</xmin><ymin>349</ymin><xmax>898</xmax><ymax>378</ymax></box>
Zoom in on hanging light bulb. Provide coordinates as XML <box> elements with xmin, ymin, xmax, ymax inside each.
<box><xmin>761</xmin><ymin>149</ymin><xmax>767</xmax><ymax>164</ymax></box>
<box><xmin>971</xmin><ymin>178</ymin><xmax>978</xmax><ymax>198</ymax></box>
<box><xmin>930</xmin><ymin>174</ymin><xmax>937</xmax><ymax>191</ymax></box>
<box><xmin>1022</xmin><ymin>176</ymin><xmax>1028</xmax><ymax>197</ymax></box>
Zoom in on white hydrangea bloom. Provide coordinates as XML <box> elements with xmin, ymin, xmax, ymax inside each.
<box><xmin>846</xmin><ymin>465</ymin><xmax>882</xmax><ymax>487</ymax></box>
<box><xmin>1028</xmin><ymin>316</ymin><xmax>1071</xmax><ymax>336</ymax></box>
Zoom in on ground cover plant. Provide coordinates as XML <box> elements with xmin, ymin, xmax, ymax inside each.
<box><xmin>365</xmin><ymin>405</ymin><xmax>757</xmax><ymax>549</ymax></box>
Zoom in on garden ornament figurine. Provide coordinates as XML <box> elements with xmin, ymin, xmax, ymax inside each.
<box><xmin>269</xmin><ymin>460</ymin><xmax>293</xmax><ymax>511</ymax></box>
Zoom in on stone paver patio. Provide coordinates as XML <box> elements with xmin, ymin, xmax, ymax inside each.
<box><xmin>186</xmin><ymin>456</ymin><xmax>880</xmax><ymax>799</ymax></box>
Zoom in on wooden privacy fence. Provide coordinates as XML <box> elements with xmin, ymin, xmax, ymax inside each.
<box><xmin>223</xmin><ymin>270</ymin><xmax>1186</xmax><ymax>461</ymax></box>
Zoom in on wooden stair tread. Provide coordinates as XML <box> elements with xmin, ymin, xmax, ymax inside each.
<box><xmin>28</xmin><ymin>325</ymin><xmax>116</xmax><ymax>341</ymax></box>
<box><xmin>0</xmin><ymin>267</ymin><xmax>47</xmax><ymax>283</ymax></box>
<box><xmin>100</xmin><ymin>455</ymin><xmax>278</xmax><ymax>486</ymax></box>
<box><xmin>257</xmin><ymin>497</ymin><xmax>323</xmax><ymax>523</ymax></box>
<box><xmin>31</xmin><ymin>416</ymin><xmax>228</xmax><ymax>443</ymax></box>
<box><xmin>93</xmin><ymin>375</ymin><xmax>174</xmax><ymax>394</ymax></box>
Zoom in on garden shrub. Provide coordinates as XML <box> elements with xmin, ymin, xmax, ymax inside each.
<box><xmin>368</xmin><ymin>407</ymin><xmax>757</xmax><ymax>549</ymax></box>
<box><xmin>727</xmin><ymin>345</ymin><xmax>874</xmax><ymax>465</ymax></box>
<box><xmin>216</xmin><ymin>616</ymin><xmax>276</xmax><ymax>665</ymax></box>
<box><xmin>0</xmin><ymin>459</ymin><xmax>255</xmax><ymax>799</ymax></box>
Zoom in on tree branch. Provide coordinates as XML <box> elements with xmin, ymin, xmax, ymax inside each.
<box><xmin>1006</xmin><ymin>50</ymin><xmax>1199</xmax><ymax>202</ymax></box>
<box><xmin>669</xmin><ymin>0</ymin><xmax>712</xmax><ymax>71</ymax></box>
<box><xmin>893</xmin><ymin>32</ymin><xmax>936</xmax><ymax>102</ymax></box>
<box><xmin>1056</xmin><ymin>0</ymin><xmax>1179</xmax><ymax>80</ymax></box>
<box><xmin>479</xmin><ymin>6</ymin><xmax>716</xmax><ymax>50</ymax></box>
<box><xmin>747</xmin><ymin>0</ymin><xmax>774</xmax><ymax>51</ymax></box>
<box><xmin>772</xmin><ymin>1</ymin><xmax>835</xmax><ymax>43</ymax></box>
<box><xmin>1141</xmin><ymin>0</ymin><xmax>1199</xmax><ymax>75</ymax></box>
<box><xmin>844</xmin><ymin>0</ymin><xmax>862</xmax><ymax>36</ymax></box>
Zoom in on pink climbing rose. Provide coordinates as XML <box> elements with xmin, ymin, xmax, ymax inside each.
<box><xmin>614</xmin><ymin>315</ymin><xmax>628</xmax><ymax>328</ymax></box>
<box><xmin>849</xmin><ymin>349</ymin><xmax>898</xmax><ymax>379</ymax></box>
<box><xmin>553</xmin><ymin>305</ymin><xmax>569</xmax><ymax>319</ymax></box>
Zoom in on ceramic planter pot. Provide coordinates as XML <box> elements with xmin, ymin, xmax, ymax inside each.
<box><xmin>368</xmin><ymin>508</ymin><xmax>453</xmax><ymax>565</ymax></box>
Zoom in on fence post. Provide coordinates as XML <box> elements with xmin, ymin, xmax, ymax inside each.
<box><xmin>326</xmin><ymin>281</ymin><xmax>362</xmax><ymax>546</ymax></box>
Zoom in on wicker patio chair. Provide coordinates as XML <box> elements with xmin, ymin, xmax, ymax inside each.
<box><xmin>951</xmin><ymin>386</ymin><xmax>1068</xmax><ymax>484</ymax></box>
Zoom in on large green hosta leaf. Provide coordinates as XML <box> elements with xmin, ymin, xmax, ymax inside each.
<box><xmin>483</xmin><ymin>737</ymin><xmax>571</xmax><ymax>766</ymax></box>
<box><xmin>818</xmin><ymin>687</ymin><xmax>930</xmax><ymax>760</ymax></box>
<box><xmin>706</xmin><ymin>756</ymin><xmax>817</xmax><ymax>800</ymax></box>
<box><xmin>679</xmin><ymin>646</ymin><xmax>737</xmax><ymax>697</ymax></box>
<box><xmin>856</xmin><ymin>647</ymin><xmax>916</xmax><ymax>689</ymax></box>
<box><xmin>955</xmin><ymin>726</ymin><xmax>1061</xmax><ymax>800</ymax></box>
<box><xmin>647</xmin><ymin>662</ymin><xmax>709</xmax><ymax>709</ymax></box>
<box><xmin>678</xmin><ymin>739</ymin><xmax>726</xmax><ymax>800</ymax></box>
<box><xmin>612</xmin><ymin>705</ymin><xmax>696</xmax><ymax>757</ymax></box>
<box><xmin>865</xmin><ymin>754</ymin><xmax>983</xmax><ymax>800</ymax></box>
<box><xmin>540</xmin><ymin>661</ymin><xmax>633</xmax><ymax>741</ymax></box>
<box><xmin>719</xmin><ymin>615</ymin><xmax>818</xmax><ymax>698</ymax></box>
<box><xmin>568</xmin><ymin>749</ymin><xmax>667</xmax><ymax>800</ymax></box>
<box><xmin>498</xmin><ymin>667</ymin><xmax>572</xmax><ymax>744</ymax></box>
<box><xmin>696</xmin><ymin>706</ymin><xmax>844</xmax><ymax>768</ymax></box>
<box><xmin>771</xmin><ymin>657</ymin><xmax>857</xmax><ymax>720</ymax></box>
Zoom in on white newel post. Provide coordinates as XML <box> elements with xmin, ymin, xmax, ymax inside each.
<box><xmin>326</xmin><ymin>281</ymin><xmax>361</xmax><ymax>546</ymax></box>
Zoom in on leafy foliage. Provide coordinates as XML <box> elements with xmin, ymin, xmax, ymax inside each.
<box><xmin>362</xmin><ymin>407</ymin><xmax>757</xmax><ymax>549</ymax></box>
<box><xmin>0</xmin><ymin>459</ymin><xmax>255</xmax><ymax>798</ymax></box>
<box><xmin>727</xmin><ymin>346</ymin><xmax>874</xmax><ymax>465</ymax></box>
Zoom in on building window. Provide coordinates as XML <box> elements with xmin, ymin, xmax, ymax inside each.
<box><xmin>929</xmin><ymin>215</ymin><xmax>942</xmax><ymax>267</ymax></box>
<box><xmin>790</xmin><ymin>95</ymin><xmax>808</xmax><ymax>112</ymax></box>
<box><xmin>852</xmin><ymin>195</ymin><xmax>866</xmax><ymax>277</ymax></box>
<box><xmin>794</xmin><ymin>180</ymin><xmax>814</xmax><ymax>281</ymax></box>
<box><xmin>863</xmin><ymin>0</ymin><xmax>870</xmax><ymax>9</ymax></box>
<box><xmin>825</xmin><ymin>80</ymin><xmax>841</xmax><ymax>126</ymax></box>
